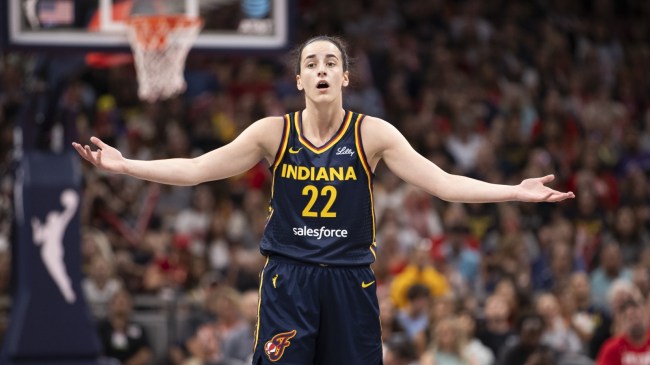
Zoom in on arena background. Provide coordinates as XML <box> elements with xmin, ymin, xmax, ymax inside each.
<box><xmin>1</xmin><ymin>0</ymin><xmax>650</xmax><ymax>364</ymax></box>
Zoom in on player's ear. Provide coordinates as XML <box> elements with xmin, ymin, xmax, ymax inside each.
<box><xmin>342</xmin><ymin>71</ymin><xmax>349</xmax><ymax>88</ymax></box>
<box><xmin>296</xmin><ymin>75</ymin><xmax>304</xmax><ymax>91</ymax></box>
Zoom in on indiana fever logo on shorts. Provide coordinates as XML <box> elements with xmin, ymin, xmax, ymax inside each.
<box><xmin>264</xmin><ymin>330</ymin><xmax>297</xmax><ymax>361</ymax></box>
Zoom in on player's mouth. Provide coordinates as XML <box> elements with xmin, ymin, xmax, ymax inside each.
<box><xmin>316</xmin><ymin>81</ymin><xmax>330</xmax><ymax>90</ymax></box>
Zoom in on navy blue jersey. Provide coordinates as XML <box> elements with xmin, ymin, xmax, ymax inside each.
<box><xmin>260</xmin><ymin>111</ymin><xmax>376</xmax><ymax>265</ymax></box>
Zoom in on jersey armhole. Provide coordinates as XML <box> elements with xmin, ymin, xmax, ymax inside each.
<box><xmin>270</xmin><ymin>114</ymin><xmax>291</xmax><ymax>172</ymax></box>
<box><xmin>354</xmin><ymin>114</ymin><xmax>374</xmax><ymax>178</ymax></box>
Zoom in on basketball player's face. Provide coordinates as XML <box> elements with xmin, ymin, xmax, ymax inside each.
<box><xmin>296</xmin><ymin>41</ymin><xmax>349</xmax><ymax>103</ymax></box>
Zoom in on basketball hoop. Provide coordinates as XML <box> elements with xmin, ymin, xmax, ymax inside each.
<box><xmin>125</xmin><ymin>14</ymin><xmax>203</xmax><ymax>102</ymax></box>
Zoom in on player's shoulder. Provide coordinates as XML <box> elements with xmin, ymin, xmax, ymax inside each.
<box><xmin>354</xmin><ymin>114</ymin><xmax>392</xmax><ymax>133</ymax></box>
<box><xmin>254</xmin><ymin>115</ymin><xmax>286</xmax><ymax>127</ymax></box>
<box><xmin>355</xmin><ymin>114</ymin><xmax>385</xmax><ymax>125</ymax></box>
<box><xmin>246</xmin><ymin>116</ymin><xmax>286</xmax><ymax>135</ymax></box>
<box><xmin>242</xmin><ymin>116</ymin><xmax>288</xmax><ymax>156</ymax></box>
<box><xmin>356</xmin><ymin>114</ymin><xmax>400</xmax><ymax>139</ymax></box>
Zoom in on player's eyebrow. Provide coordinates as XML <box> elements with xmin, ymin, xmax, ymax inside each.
<box><xmin>304</xmin><ymin>54</ymin><xmax>339</xmax><ymax>62</ymax></box>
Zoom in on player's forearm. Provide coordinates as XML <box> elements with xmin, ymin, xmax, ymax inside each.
<box><xmin>425</xmin><ymin>172</ymin><xmax>519</xmax><ymax>203</ymax></box>
<box><xmin>123</xmin><ymin>158</ymin><xmax>204</xmax><ymax>186</ymax></box>
<box><xmin>388</xmin><ymin>155</ymin><xmax>520</xmax><ymax>203</ymax></box>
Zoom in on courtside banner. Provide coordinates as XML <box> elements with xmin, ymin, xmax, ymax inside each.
<box><xmin>2</xmin><ymin>152</ymin><xmax>101</xmax><ymax>364</ymax></box>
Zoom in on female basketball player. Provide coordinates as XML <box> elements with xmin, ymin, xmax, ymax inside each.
<box><xmin>73</xmin><ymin>36</ymin><xmax>574</xmax><ymax>364</ymax></box>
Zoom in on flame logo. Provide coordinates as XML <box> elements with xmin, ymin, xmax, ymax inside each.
<box><xmin>264</xmin><ymin>329</ymin><xmax>297</xmax><ymax>362</ymax></box>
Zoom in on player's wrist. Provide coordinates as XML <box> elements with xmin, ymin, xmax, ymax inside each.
<box><xmin>511</xmin><ymin>183</ymin><xmax>524</xmax><ymax>201</ymax></box>
<box><xmin>119</xmin><ymin>158</ymin><xmax>133</xmax><ymax>175</ymax></box>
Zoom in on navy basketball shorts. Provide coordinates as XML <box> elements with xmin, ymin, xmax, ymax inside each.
<box><xmin>252</xmin><ymin>256</ymin><xmax>382</xmax><ymax>364</ymax></box>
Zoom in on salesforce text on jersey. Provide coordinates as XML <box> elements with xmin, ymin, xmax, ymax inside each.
<box><xmin>293</xmin><ymin>226</ymin><xmax>348</xmax><ymax>240</ymax></box>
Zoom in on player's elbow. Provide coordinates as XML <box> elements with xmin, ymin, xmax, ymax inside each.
<box><xmin>174</xmin><ymin>158</ymin><xmax>207</xmax><ymax>186</ymax></box>
<box><xmin>187</xmin><ymin>157</ymin><xmax>221</xmax><ymax>185</ymax></box>
<box><xmin>425</xmin><ymin>172</ymin><xmax>458</xmax><ymax>202</ymax></box>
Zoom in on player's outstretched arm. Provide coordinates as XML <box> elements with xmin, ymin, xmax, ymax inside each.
<box><xmin>73</xmin><ymin>117</ymin><xmax>282</xmax><ymax>186</ymax></box>
<box><xmin>362</xmin><ymin>117</ymin><xmax>575</xmax><ymax>203</ymax></box>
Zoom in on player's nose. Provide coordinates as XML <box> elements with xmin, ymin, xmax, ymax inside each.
<box><xmin>317</xmin><ymin>63</ymin><xmax>327</xmax><ymax>76</ymax></box>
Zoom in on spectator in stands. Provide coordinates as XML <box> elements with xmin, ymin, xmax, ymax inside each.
<box><xmin>81</xmin><ymin>229</ymin><xmax>115</xmax><ymax>274</ymax></box>
<box><xmin>82</xmin><ymin>254</ymin><xmax>122</xmax><ymax>319</ymax></box>
<box><xmin>445</xmin><ymin>110</ymin><xmax>486</xmax><ymax>174</ymax></box>
<box><xmin>430</xmin><ymin>295</ymin><xmax>458</xmax><ymax>330</ymax></box>
<box><xmin>142</xmin><ymin>233</ymin><xmax>191</xmax><ymax>293</ymax></box>
<box><xmin>421</xmin><ymin>316</ymin><xmax>472</xmax><ymax>365</ymax></box>
<box><xmin>602</xmin><ymin>206</ymin><xmax>650</xmax><ymax>266</ymax></box>
<box><xmin>380</xmin><ymin>292</ymin><xmax>407</xmax><ymax>349</ymax></box>
<box><xmin>401</xmin><ymin>186</ymin><xmax>444</xmax><ymax>242</ymax></box>
<box><xmin>492</xmin><ymin>278</ymin><xmax>526</xmax><ymax>325</ymax></box>
<box><xmin>205</xmin><ymin>210</ymin><xmax>233</xmax><ymax>275</ymax></box>
<box><xmin>431</xmin><ymin>203</ymin><xmax>481</xmax><ymax>296</ymax></box>
<box><xmin>532</xmin><ymin>238</ymin><xmax>583</xmax><ymax>292</ymax></box>
<box><xmin>631</xmin><ymin>264</ymin><xmax>650</xmax><ymax>300</ymax></box>
<box><xmin>391</xmin><ymin>240</ymin><xmax>450</xmax><ymax>310</ymax></box>
<box><xmin>97</xmin><ymin>289</ymin><xmax>152</xmax><ymax>365</ymax></box>
<box><xmin>173</xmin><ymin>277</ymin><xmax>223</xmax><ymax>354</ymax></box>
<box><xmin>395</xmin><ymin>283</ymin><xmax>431</xmax><ymax>352</ymax></box>
<box><xmin>173</xmin><ymin>184</ymin><xmax>215</xmax><ymax>253</ymax></box>
<box><xmin>182</xmin><ymin>323</ymin><xmax>247</xmax><ymax>365</ymax></box>
<box><xmin>572</xmin><ymin>188</ymin><xmax>607</xmax><ymax>271</ymax></box>
<box><xmin>481</xmin><ymin>204</ymin><xmax>539</xmax><ymax>295</ymax></box>
<box><xmin>383</xmin><ymin>333</ymin><xmax>420</xmax><ymax>365</ymax></box>
<box><xmin>498</xmin><ymin>313</ymin><xmax>552</xmax><ymax>365</ymax></box>
<box><xmin>373</xmin><ymin>220</ymin><xmax>410</xmax><ymax>285</ymax></box>
<box><xmin>170</xmin><ymin>286</ymin><xmax>249</xmax><ymax>365</ymax></box>
<box><xmin>521</xmin><ymin>347</ymin><xmax>554</xmax><ymax>365</ymax></box>
<box><xmin>568</xmin><ymin>144</ymin><xmax>619</xmax><ymax>214</ymax></box>
<box><xmin>596</xmin><ymin>281</ymin><xmax>650</xmax><ymax>364</ymax></box>
<box><xmin>222</xmin><ymin>289</ymin><xmax>258</xmax><ymax>363</ymax></box>
<box><xmin>457</xmin><ymin>310</ymin><xmax>495</xmax><ymax>365</ymax></box>
<box><xmin>476</xmin><ymin>294</ymin><xmax>515</xmax><ymax>360</ymax></box>
<box><xmin>565</xmin><ymin>272</ymin><xmax>611</xmax><ymax>359</ymax></box>
<box><xmin>212</xmin><ymin>287</ymin><xmax>250</xmax><ymax>362</ymax></box>
<box><xmin>535</xmin><ymin>292</ymin><xmax>582</xmax><ymax>354</ymax></box>
<box><xmin>590</xmin><ymin>242</ymin><xmax>632</xmax><ymax>312</ymax></box>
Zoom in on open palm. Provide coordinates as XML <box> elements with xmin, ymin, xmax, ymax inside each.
<box><xmin>72</xmin><ymin>137</ymin><xmax>126</xmax><ymax>174</ymax></box>
<box><xmin>518</xmin><ymin>175</ymin><xmax>575</xmax><ymax>202</ymax></box>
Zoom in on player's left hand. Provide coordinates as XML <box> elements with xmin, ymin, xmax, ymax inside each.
<box><xmin>516</xmin><ymin>174</ymin><xmax>575</xmax><ymax>202</ymax></box>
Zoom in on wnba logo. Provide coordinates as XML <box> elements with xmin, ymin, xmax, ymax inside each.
<box><xmin>241</xmin><ymin>0</ymin><xmax>271</xmax><ymax>18</ymax></box>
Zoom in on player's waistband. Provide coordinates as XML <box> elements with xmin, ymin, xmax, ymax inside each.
<box><xmin>267</xmin><ymin>254</ymin><xmax>370</xmax><ymax>268</ymax></box>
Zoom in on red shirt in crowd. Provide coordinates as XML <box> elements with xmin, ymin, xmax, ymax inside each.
<box><xmin>597</xmin><ymin>332</ymin><xmax>650</xmax><ymax>365</ymax></box>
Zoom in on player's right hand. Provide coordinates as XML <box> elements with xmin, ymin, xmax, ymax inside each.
<box><xmin>72</xmin><ymin>136</ymin><xmax>126</xmax><ymax>174</ymax></box>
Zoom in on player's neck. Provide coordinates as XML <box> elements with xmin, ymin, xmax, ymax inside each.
<box><xmin>301</xmin><ymin>104</ymin><xmax>346</xmax><ymax>142</ymax></box>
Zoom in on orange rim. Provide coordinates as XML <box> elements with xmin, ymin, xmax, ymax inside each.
<box><xmin>126</xmin><ymin>15</ymin><xmax>204</xmax><ymax>50</ymax></box>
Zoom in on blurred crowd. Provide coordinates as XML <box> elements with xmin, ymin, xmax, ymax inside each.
<box><xmin>3</xmin><ymin>0</ymin><xmax>650</xmax><ymax>364</ymax></box>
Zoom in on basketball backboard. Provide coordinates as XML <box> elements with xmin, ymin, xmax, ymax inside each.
<box><xmin>1</xmin><ymin>0</ymin><xmax>292</xmax><ymax>52</ymax></box>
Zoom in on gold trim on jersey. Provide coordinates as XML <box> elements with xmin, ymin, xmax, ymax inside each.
<box><xmin>272</xmin><ymin>115</ymin><xmax>291</xmax><ymax>171</ymax></box>
<box><xmin>354</xmin><ymin>114</ymin><xmax>372</xmax><ymax>177</ymax></box>
<box><xmin>354</xmin><ymin>114</ymin><xmax>377</xmax><ymax>251</ymax></box>
<box><xmin>253</xmin><ymin>257</ymin><xmax>271</xmax><ymax>351</ymax></box>
<box><xmin>270</xmin><ymin>115</ymin><xmax>291</xmax><ymax>198</ymax></box>
<box><xmin>295</xmin><ymin>111</ymin><xmax>353</xmax><ymax>154</ymax></box>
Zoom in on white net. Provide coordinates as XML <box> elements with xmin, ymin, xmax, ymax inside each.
<box><xmin>126</xmin><ymin>15</ymin><xmax>203</xmax><ymax>102</ymax></box>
